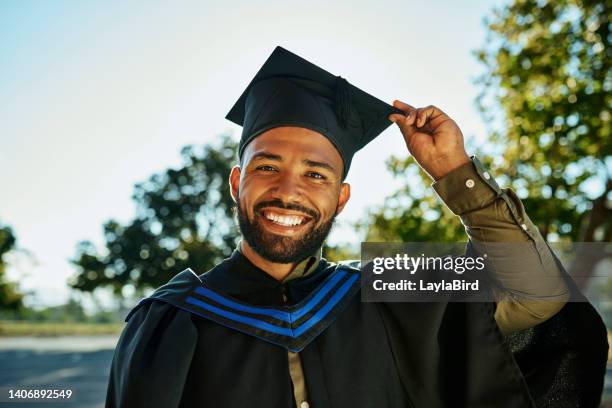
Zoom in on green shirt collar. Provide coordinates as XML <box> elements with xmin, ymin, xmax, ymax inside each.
<box><xmin>235</xmin><ymin>240</ymin><xmax>322</xmax><ymax>283</ymax></box>
<box><xmin>281</xmin><ymin>247</ymin><xmax>322</xmax><ymax>283</ymax></box>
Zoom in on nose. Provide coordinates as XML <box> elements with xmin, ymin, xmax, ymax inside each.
<box><xmin>271</xmin><ymin>171</ymin><xmax>303</xmax><ymax>203</ymax></box>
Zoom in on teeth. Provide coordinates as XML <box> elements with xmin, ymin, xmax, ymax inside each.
<box><xmin>264</xmin><ymin>212</ymin><xmax>304</xmax><ymax>226</ymax></box>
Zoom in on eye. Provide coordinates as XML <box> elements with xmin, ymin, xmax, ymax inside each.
<box><xmin>255</xmin><ymin>165</ymin><xmax>277</xmax><ymax>172</ymax></box>
<box><xmin>306</xmin><ymin>171</ymin><xmax>326</xmax><ymax>180</ymax></box>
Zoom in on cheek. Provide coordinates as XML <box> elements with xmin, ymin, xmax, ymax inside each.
<box><xmin>313</xmin><ymin>190</ymin><xmax>340</xmax><ymax>218</ymax></box>
<box><xmin>238</xmin><ymin>183</ymin><xmax>265</xmax><ymax>213</ymax></box>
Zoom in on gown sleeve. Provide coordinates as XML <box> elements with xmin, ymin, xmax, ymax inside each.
<box><xmin>105</xmin><ymin>299</ymin><xmax>199</xmax><ymax>408</ymax></box>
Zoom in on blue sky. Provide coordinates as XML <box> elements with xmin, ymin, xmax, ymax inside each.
<box><xmin>0</xmin><ymin>0</ymin><xmax>506</xmax><ymax>307</ymax></box>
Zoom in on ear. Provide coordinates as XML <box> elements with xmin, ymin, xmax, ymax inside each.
<box><xmin>335</xmin><ymin>182</ymin><xmax>351</xmax><ymax>215</ymax></box>
<box><xmin>229</xmin><ymin>165</ymin><xmax>241</xmax><ymax>203</ymax></box>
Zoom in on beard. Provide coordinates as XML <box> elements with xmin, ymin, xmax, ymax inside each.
<box><xmin>235</xmin><ymin>196</ymin><xmax>336</xmax><ymax>264</ymax></box>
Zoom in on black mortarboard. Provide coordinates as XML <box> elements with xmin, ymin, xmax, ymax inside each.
<box><xmin>225</xmin><ymin>46</ymin><xmax>404</xmax><ymax>179</ymax></box>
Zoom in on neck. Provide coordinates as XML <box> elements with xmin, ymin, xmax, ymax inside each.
<box><xmin>239</xmin><ymin>240</ymin><xmax>302</xmax><ymax>281</ymax></box>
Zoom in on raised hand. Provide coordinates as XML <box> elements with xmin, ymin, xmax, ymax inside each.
<box><xmin>389</xmin><ymin>100</ymin><xmax>470</xmax><ymax>180</ymax></box>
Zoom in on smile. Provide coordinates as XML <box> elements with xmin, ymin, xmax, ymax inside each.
<box><xmin>261</xmin><ymin>209</ymin><xmax>311</xmax><ymax>228</ymax></box>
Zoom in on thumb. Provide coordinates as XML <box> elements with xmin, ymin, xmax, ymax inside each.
<box><xmin>388</xmin><ymin>113</ymin><xmax>406</xmax><ymax>124</ymax></box>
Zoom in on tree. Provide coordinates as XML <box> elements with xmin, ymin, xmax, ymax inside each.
<box><xmin>475</xmin><ymin>0</ymin><xmax>610</xmax><ymax>243</ymax></box>
<box><xmin>323</xmin><ymin>242</ymin><xmax>359</xmax><ymax>262</ymax></box>
<box><xmin>359</xmin><ymin>157</ymin><xmax>465</xmax><ymax>243</ymax></box>
<box><xmin>70</xmin><ymin>135</ymin><xmax>239</xmax><ymax>297</ymax></box>
<box><xmin>0</xmin><ymin>222</ymin><xmax>23</xmax><ymax>311</ymax></box>
<box><xmin>475</xmin><ymin>0</ymin><xmax>611</xmax><ymax>287</ymax></box>
<box><xmin>363</xmin><ymin>1</ymin><xmax>610</xmax><ymax>281</ymax></box>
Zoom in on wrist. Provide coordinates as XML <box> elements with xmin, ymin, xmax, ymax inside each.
<box><xmin>429</xmin><ymin>153</ymin><xmax>471</xmax><ymax>180</ymax></box>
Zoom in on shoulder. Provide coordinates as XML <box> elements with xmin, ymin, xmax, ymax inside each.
<box><xmin>125</xmin><ymin>268</ymin><xmax>202</xmax><ymax>322</ymax></box>
<box><xmin>114</xmin><ymin>269</ymin><xmax>202</xmax><ymax>363</ymax></box>
<box><xmin>109</xmin><ymin>270</ymin><xmax>202</xmax><ymax>406</ymax></box>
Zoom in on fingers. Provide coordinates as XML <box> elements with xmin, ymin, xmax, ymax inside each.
<box><xmin>388</xmin><ymin>111</ymin><xmax>417</xmax><ymax>130</ymax></box>
<box><xmin>415</xmin><ymin>105</ymin><xmax>448</xmax><ymax>128</ymax></box>
<box><xmin>388</xmin><ymin>100</ymin><xmax>417</xmax><ymax>126</ymax></box>
<box><xmin>393</xmin><ymin>99</ymin><xmax>416</xmax><ymax>113</ymax></box>
<box><xmin>389</xmin><ymin>102</ymin><xmax>452</xmax><ymax>138</ymax></box>
<box><xmin>388</xmin><ymin>112</ymin><xmax>416</xmax><ymax>126</ymax></box>
<box><xmin>388</xmin><ymin>113</ymin><xmax>406</xmax><ymax>123</ymax></box>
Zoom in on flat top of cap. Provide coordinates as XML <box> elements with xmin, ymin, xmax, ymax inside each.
<box><xmin>226</xmin><ymin>46</ymin><xmax>401</xmax><ymax>128</ymax></box>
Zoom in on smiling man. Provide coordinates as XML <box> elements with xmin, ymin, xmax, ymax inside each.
<box><xmin>233</xmin><ymin>127</ymin><xmax>349</xmax><ymax>281</ymax></box>
<box><xmin>106</xmin><ymin>47</ymin><xmax>607</xmax><ymax>408</ymax></box>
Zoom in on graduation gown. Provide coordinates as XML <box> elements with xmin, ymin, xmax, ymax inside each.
<box><xmin>106</xmin><ymin>251</ymin><xmax>607</xmax><ymax>407</ymax></box>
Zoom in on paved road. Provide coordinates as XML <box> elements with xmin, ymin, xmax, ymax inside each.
<box><xmin>0</xmin><ymin>336</ymin><xmax>610</xmax><ymax>407</ymax></box>
<box><xmin>0</xmin><ymin>336</ymin><xmax>118</xmax><ymax>408</ymax></box>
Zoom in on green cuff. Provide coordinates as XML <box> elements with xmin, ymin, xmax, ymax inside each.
<box><xmin>432</xmin><ymin>156</ymin><xmax>502</xmax><ymax>216</ymax></box>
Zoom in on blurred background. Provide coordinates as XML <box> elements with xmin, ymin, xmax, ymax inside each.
<box><xmin>0</xmin><ymin>0</ymin><xmax>610</xmax><ymax>407</ymax></box>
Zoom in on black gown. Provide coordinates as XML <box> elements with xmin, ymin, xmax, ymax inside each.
<box><xmin>106</xmin><ymin>251</ymin><xmax>607</xmax><ymax>407</ymax></box>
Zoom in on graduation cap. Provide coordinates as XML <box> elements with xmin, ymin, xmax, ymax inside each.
<box><xmin>226</xmin><ymin>46</ymin><xmax>404</xmax><ymax>179</ymax></box>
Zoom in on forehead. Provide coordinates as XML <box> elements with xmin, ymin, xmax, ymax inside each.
<box><xmin>242</xmin><ymin>126</ymin><xmax>344</xmax><ymax>170</ymax></box>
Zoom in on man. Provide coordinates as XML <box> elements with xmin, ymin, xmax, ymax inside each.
<box><xmin>106</xmin><ymin>47</ymin><xmax>607</xmax><ymax>407</ymax></box>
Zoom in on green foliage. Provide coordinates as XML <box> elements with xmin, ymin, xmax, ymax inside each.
<box><xmin>1</xmin><ymin>298</ymin><xmax>86</xmax><ymax>322</ymax></box>
<box><xmin>70</xmin><ymin>135</ymin><xmax>239</xmax><ymax>295</ymax></box>
<box><xmin>360</xmin><ymin>157</ymin><xmax>466</xmax><ymax>243</ymax></box>
<box><xmin>1</xmin><ymin>296</ymin><xmax>125</xmax><ymax>324</ymax></box>
<box><xmin>364</xmin><ymin>0</ymin><xmax>610</xmax><ymax>247</ymax></box>
<box><xmin>69</xmin><ymin>0</ymin><xmax>611</xmax><ymax>298</ymax></box>
<box><xmin>0</xmin><ymin>222</ymin><xmax>23</xmax><ymax>311</ymax></box>
<box><xmin>323</xmin><ymin>242</ymin><xmax>359</xmax><ymax>262</ymax></box>
<box><xmin>475</xmin><ymin>0</ymin><xmax>610</xmax><ymax>242</ymax></box>
<box><xmin>0</xmin><ymin>321</ymin><xmax>123</xmax><ymax>336</ymax></box>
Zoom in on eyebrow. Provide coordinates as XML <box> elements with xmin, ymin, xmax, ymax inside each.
<box><xmin>251</xmin><ymin>152</ymin><xmax>282</xmax><ymax>162</ymax></box>
<box><xmin>303</xmin><ymin>159</ymin><xmax>336</xmax><ymax>173</ymax></box>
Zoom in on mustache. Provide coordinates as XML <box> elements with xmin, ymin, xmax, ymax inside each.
<box><xmin>254</xmin><ymin>199</ymin><xmax>319</xmax><ymax>222</ymax></box>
